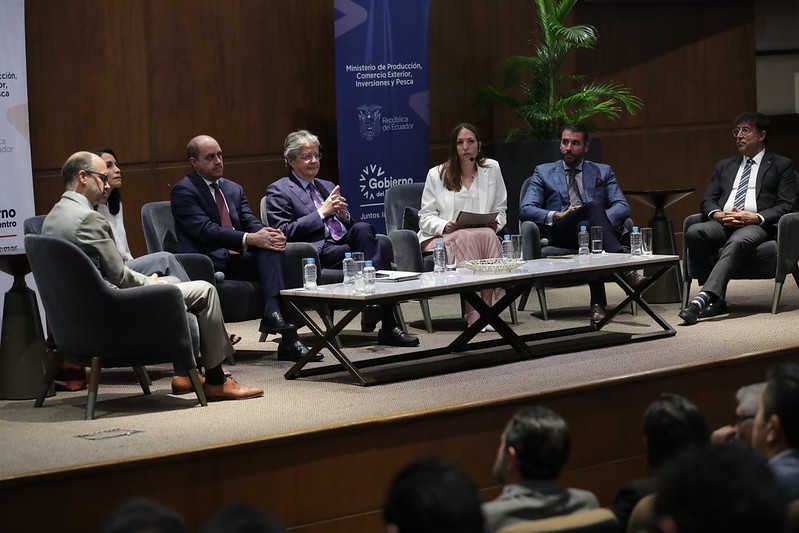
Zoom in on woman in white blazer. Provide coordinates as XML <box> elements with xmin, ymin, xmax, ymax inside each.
<box><xmin>418</xmin><ymin>123</ymin><xmax>508</xmax><ymax>328</ymax></box>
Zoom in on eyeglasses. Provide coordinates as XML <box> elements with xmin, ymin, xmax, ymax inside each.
<box><xmin>732</xmin><ymin>414</ymin><xmax>755</xmax><ymax>425</ymax></box>
<box><xmin>298</xmin><ymin>153</ymin><xmax>323</xmax><ymax>162</ymax></box>
<box><xmin>85</xmin><ymin>169</ymin><xmax>109</xmax><ymax>183</ymax></box>
<box><xmin>732</xmin><ymin>127</ymin><xmax>753</xmax><ymax>137</ymax></box>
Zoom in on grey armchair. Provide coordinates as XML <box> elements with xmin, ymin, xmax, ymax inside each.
<box><xmin>681</xmin><ymin>211</ymin><xmax>799</xmax><ymax>313</ymax></box>
<box><xmin>519</xmin><ymin>175</ymin><xmax>636</xmax><ymax>319</ymax></box>
<box><xmin>141</xmin><ymin>201</ymin><xmax>266</xmax><ymax>327</ymax></box>
<box><xmin>25</xmin><ymin>234</ymin><xmax>206</xmax><ymax>420</ymax></box>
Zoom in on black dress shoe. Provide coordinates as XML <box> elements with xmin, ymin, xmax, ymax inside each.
<box><xmin>699</xmin><ymin>300</ymin><xmax>728</xmax><ymax>318</ymax></box>
<box><xmin>277</xmin><ymin>340</ymin><xmax>323</xmax><ymax>362</ymax></box>
<box><xmin>259</xmin><ymin>312</ymin><xmax>297</xmax><ymax>334</ymax></box>
<box><xmin>678</xmin><ymin>302</ymin><xmax>701</xmax><ymax>325</ymax></box>
<box><xmin>360</xmin><ymin>305</ymin><xmax>383</xmax><ymax>332</ymax></box>
<box><xmin>377</xmin><ymin>327</ymin><xmax>420</xmax><ymax>347</ymax></box>
<box><xmin>623</xmin><ymin>271</ymin><xmax>649</xmax><ymax>289</ymax></box>
<box><xmin>590</xmin><ymin>303</ymin><xmax>607</xmax><ymax>324</ymax></box>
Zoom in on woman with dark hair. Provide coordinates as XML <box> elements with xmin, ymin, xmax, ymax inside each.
<box><xmin>92</xmin><ymin>148</ymin><xmax>190</xmax><ymax>282</ymax></box>
<box><xmin>418</xmin><ymin>123</ymin><xmax>507</xmax><ymax>328</ymax></box>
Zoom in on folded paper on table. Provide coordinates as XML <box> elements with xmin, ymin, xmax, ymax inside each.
<box><xmin>455</xmin><ymin>211</ymin><xmax>498</xmax><ymax>228</ymax></box>
<box><xmin>375</xmin><ymin>270</ymin><xmax>422</xmax><ymax>282</ymax></box>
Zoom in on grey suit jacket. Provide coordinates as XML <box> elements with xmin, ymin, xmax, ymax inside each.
<box><xmin>481</xmin><ymin>479</ymin><xmax>599</xmax><ymax>533</ymax></box>
<box><xmin>42</xmin><ymin>191</ymin><xmax>154</xmax><ymax>289</ymax></box>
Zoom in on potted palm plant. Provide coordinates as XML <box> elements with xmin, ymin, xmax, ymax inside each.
<box><xmin>476</xmin><ymin>0</ymin><xmax>643</xmax><ymax>231</ymax></box>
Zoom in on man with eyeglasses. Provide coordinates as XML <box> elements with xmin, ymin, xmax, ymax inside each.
<box><xmin>43</xmin><ymin>151</ymin><xmax>263</xmax><ymax>400</ymax></box>
<box><xmin>679</xmin><ymin>112</ymin><xmax>798</xmax><ymax>324</ymax></box>
<box><xmin>171</xmin><ymin>135</ymin><xmax>317</xmax><ymax>363</ymax></box>
<box><xmin>264</xmin><ymin>130</ymin><xmax>418</xmax><ymax>347</ymax></box>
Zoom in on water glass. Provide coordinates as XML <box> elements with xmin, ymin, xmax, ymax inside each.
<box><xmin>641</xmin><ymin>227</ymin><xmax>653</xmax><ymax>256</ymax></box>
<box><xmin>352</xmin><ymin>252</ymin><xmax>366</xmax><ymax>292</ymax></box>
<box><xmin>590</xmin><ymin>226</ymin><xmax>603</xmax><ymax>254</ymax></box>
<box><xmin>511</xmin><ymin>234</ymin><xmax>523</xmax><ymax>260</ymax></box>
<box><xmin>444</xmin><ymin>241</ymin><xmax>458</xmax><ymax>271</ymax></box>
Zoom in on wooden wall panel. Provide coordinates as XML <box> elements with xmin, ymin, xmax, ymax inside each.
<box><xmin>24</xmin><ymin>1</ymin><xmax>765</xmax><ymax>256</ymax></box>
<box><xmin>25</xmin><ymin>0</ymin><xmax>151</xmax><ymax>169</ymax></box>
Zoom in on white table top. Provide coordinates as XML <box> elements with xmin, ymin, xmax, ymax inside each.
<box><xmin>280</xmin><ymin>253</ymin><xmax>679</xmax><ymax>301</ymax></box>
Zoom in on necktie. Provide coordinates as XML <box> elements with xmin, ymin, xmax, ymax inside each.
<box><xmin>734</xmin><ymin>158</ymin><xmax>755</xmax><ymax>210</ymax></box>
<box><xmin>211</xmin><ymin>183</ymin><xmax>233</xmax><ymax>229</ymax></box>
<box><xmin>309</xmin><ymin>182</ymin><xmax>346</xmax><ymax>241</ymax></box>
<box><xmin>566</xmin><ymin>168</ymin><xmax>583</xmax><ymax>207</ymax></box>
<box><xmin>211</xmin><ymin>183</ymin><xmax>239</xmax><ymax>254</ymax></box>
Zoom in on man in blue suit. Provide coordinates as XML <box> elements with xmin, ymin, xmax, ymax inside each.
<box><xmin>752</xmin><ymin>363</ymin><xmax>799</xmax><ymax>500</ymax></box>
<box><xmin>265</xmin><ymin>130</ymin><xmax>418</xmax><ymax>347</ymax></box>
<box><xmin>171</xmin><ymin>135</ymin><xmax>318</xmax><ymax>363</ymax></box>
<box><xmin>520</xmin><ymin>124</ymin><xmax>646</xmax><ymax>323</ymax></box>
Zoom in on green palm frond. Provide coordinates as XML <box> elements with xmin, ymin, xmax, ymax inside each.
<box><xmin>475</xmin><ymin>0</ymin><xmax>643</xmax><ymax>140</ymax></box>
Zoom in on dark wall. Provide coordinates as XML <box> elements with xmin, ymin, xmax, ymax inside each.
<box><xmin>25</xmin><ymin>0</ymin><xmax>757</xmax><ymax>256</ymax></box>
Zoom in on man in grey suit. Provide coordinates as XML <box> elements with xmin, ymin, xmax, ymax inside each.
<box><xmin>482</xmin><ymin>406</ymin><xmax>598</xmax><ymax>532</ymax></box>
<box><xmin>519</xmin><ymin>123</ymin><xmax>646</xmax><ymax>323</ymax></box>
<box><xmin>679</xmin><ymin>112</ymin><xmax>798</xmax><ymax>324</ymax></box>
<box><xmin>43</xmin><ymin>151</ymin><xmax>263</xmax><ymax>400</ymax></box>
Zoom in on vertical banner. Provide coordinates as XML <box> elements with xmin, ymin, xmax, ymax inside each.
<box><xmin>0</xmin><ymin>0</ymin><xmax>35</xmax><ymax>255</ymax></box>
<box><xmin>334</xmin><ymin>0</ymin><xmax>430</xmax><ymax>233</ymax></box>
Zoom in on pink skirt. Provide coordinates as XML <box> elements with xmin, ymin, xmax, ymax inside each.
<box><xmin>421</xmin><ymin>227</ymin><xmax>502</xmax><ymax>260</ymax></box>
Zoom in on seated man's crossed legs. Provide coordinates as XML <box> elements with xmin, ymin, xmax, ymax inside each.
<box><xmin>679</xmin><ymin>222</ymin><xmax>770</xmax><ymax>324</ymax></box>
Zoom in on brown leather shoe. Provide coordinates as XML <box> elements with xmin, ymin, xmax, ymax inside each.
<box><xmin>203</xmin><ymin>378</ymin><xmax>264</xmax><ymax>401</ymax></box>
<box><xmin>591</xmin><ymin>303</ymin><xmax>607</xmax><ymax>324</ymax></box>
<box><xmin>171</xmin><ymin>375</ymin><xmax>205</xmax><ymax>395</ymax></box>
<box><xmin>623</xmin><ymin>270</ymin><xmax>648</xmax><ymax>289</ymax></box>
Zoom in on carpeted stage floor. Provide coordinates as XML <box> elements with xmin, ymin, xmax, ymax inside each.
<box><xmin>1</xmin><ymin>276</ymin><xmax>798</xmax><ymax>481</ymax></box>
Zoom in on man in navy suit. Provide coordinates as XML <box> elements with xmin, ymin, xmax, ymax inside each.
<box><xmin>171</xmin><ymin>135</ymin><xmax>318</xmax><ymax>363</ymax></box>
<box><xmin>265</xmin><ymin>130</ymin><xmax>418</xmax><ymax>347</ymax></box>
<box><xmin>519</xmin><ymin>123</ymin><xmax>646</xmax><ymax>323</ymax></box>
<box><xmin>751</xmin><ymin>363</ymin><xmax>799</xmax><ymax>500</ymax></box>
<box><xmin>679</xmin><ymin>112</ymin><xmax>798</xmax><ymax>324</ymax></box>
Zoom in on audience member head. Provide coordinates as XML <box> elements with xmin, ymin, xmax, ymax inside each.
<box><xmin>492</xmin><ymin>405</ymin><xmax>570</xmax><ymax>485</ymax></box>
<box><xmin>560</xmin><ymin>123</ymin><xmax>590</xmax><ymax>167</ymax></box>
<box><xmin>91</xmin><ymin>148</ymin><xmax>122</xmax><ymax>213</ymax></box>
<box><xmin>186</xmin><ymin>135</ymin><xmax>223</xmax><ymax>181</ymax></box>
<box><xmin>643</xmin><ymin>393</ymin><xmax>709</xmax><ymax>471</ymax></box>
<box><xmin>654</xmin><ymin>443</ymin><xmax>787</xmax><ymax>533</ymax></box>
<box><xmin>383</xmin><ymin>456</ymin><xmax>484</xmax><ymax>533</ymax></box>
<box><xmin>201</xmin><ymin>503</ymin><xmax>285</xmax><ymax>533</ymax></box>
<box><xmin>61</xmin><ymin>151</ymin><xmax>110</xmax><ymax>207</ymax></box>
<box><xmin>102</xmin><ymin>497</ymin><xmax>185</xmax><ymax>533</ymax></box>
<box><xmin>282</xmin><ymin>129</ymin><xmax>322</xmax><ymax>181</ymax></box>
<box><xmin>753</xmin><ymin>363</ymin><xmax>799</xmax><ymax>458</ymax></box>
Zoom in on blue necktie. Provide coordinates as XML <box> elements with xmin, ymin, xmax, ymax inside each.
<box><xmin>734</xmin><ymin>159</ymin><xmax>755</xmax><ymax>210</ymax></box>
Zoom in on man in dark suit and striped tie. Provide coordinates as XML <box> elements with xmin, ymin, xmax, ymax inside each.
<box><xmin>679</xmin><ymin>112</ymin><xmax>798</xmax><ymax>324</ymax></box>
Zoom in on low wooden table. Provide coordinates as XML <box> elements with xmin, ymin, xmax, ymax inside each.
<box><xmin>280</xmin><ymin>254</ymin><xmax>679</xmax><ymax>386</ymax></box>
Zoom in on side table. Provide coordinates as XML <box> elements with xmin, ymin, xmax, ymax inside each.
<box><xmin>0</xmin><ymin>254</ymin><xmax>51</xmax><ymax>399</ymax></box>
<box><xmin>624</xmin><ymin>188</ymin><xmax>695</xmax><ymax>303</ymax></box>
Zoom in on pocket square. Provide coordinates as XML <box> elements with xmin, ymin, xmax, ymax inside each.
<box><xmin>595</xmin><ymin>178</ymin><xmax>604</xmax><ymax>187</ymax></box>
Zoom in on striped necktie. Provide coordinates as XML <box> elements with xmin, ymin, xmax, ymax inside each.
<box><xmin>734</xmin><ymin>158</ymin><xmax>755</xmax><ymax>210</ymax></box>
